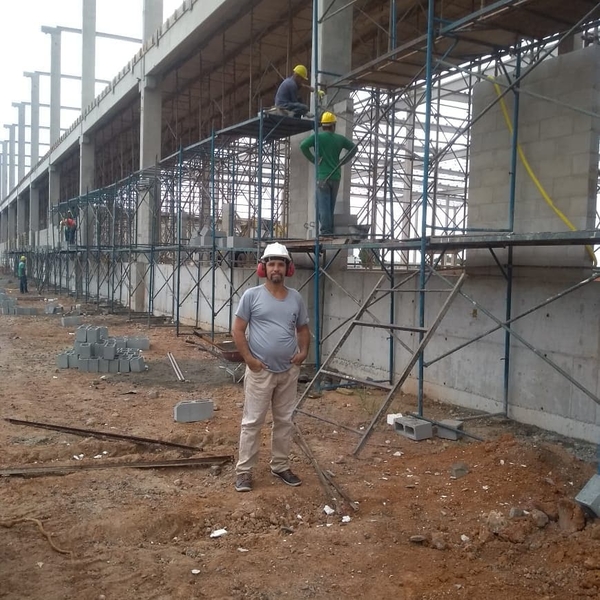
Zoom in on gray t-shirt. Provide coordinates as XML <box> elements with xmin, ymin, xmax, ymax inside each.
<box><xmin>235</xmin><ymin>285</ymin><xmax>309</xmax><ymax>373</ymax></box>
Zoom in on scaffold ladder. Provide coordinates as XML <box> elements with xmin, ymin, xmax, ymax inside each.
<box><xmin>294</xmin><ymin>272</ymin><xmax>466</xmax><ymax>455</ymax></box>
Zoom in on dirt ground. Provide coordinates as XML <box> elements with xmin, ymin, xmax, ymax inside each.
<box><xmin>1</xmin><ymin>271</ymin><xmax>600</xmax><ymax>600</ymax></box>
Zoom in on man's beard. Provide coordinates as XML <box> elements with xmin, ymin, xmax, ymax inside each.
<box><xmin>269</xmin><ymin>273</ymin><xmax>283</xmax><ymax>283</ymax></box>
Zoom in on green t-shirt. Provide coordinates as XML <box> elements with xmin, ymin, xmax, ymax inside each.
<box><xmin>18</xmin><ymin>261</ymin><xmax>26</xmax><ymax>277</ymax></box>
<box><xmin>300</xmin><ymin>131</ymin><xmax>357</xmax><ymax>181</ymax></box>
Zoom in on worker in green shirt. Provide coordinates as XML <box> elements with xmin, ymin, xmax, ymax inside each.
<box><xmin>300</xmin><ymin>111</ymin><xmax>358</xmax><ymax>235</ymax></box>
<box><xmin>17</xmin><ymin>255</ymin><xmax>28</xmax><ymax>294</ymax></box>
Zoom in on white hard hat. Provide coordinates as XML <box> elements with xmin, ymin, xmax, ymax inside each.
<box><xmin>261</xmin><ymin>242</ymin><xmax>291</xmax><ymax>262</ymax></box>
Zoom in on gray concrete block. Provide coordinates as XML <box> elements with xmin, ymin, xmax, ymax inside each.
<box><xmin>130</xmin><ymin>356</ymin><xmax>146</xmax><ymax>372</ymax></box>
<box><xmin>88</xmin><ymin>358</ymin><xmax>99</xmax><ymax>373</ymax></box>
<box><xmin>103</xmin><ymin>342</ymin><xmax>116</xmax><ymax>360</ymax></box>
<box><xmin>61</xmin><ymin>316</ymin><xmax>82</xmax><ymax>327</ymax></box>
<box><xmin>119</xmin><ymin>358</ymin><xmax>130</xmax><ymax>373</ymax></box>
<box><xmin>78</xmin><ymin>358</ymin><xmax>89</xmax><ymax>372</ymax></box>
<box><xmin>68</xmin><ymin>352</ymin><xmax>79</xmax><ymax>368</ymax></box>
<box><xmin>97</xmin><ymin>326</ymin><xmax>108</xmax><ymax>341</ymax></box>
<box><xmin>394</xmin><ymin>416</ymin><xmax>433</xmax><ymax>441</ymax></box>
<box><xmin>108</xmin><ymin>359</ymin><xmax>119</xmax><ymax>373</ymax></box>
<box><xmin>57</xmin><ymin>352</ymin><xmax>70</xmax><ymax>369</ymax></box>
<box><xmin>114</xmin><ymin>337</ymin><xmax>127</xmax><ymax>351</ymax></box>
<box><xmin>93</xmin><ymin>342</ymin><xmax>105</xmax><ymax>358</ymax></box>
<box><xmin>75</xmin><ymin>325</ymin><xmax>89</xmax><ymax>342</ymax></box>
<box><xmin>79</xmin><ymin>343</ymin><xmax>92</xmax><ymax>359</ymax></box>
<box><xmin>45</xmin><ymin>303</ymin><xmax>58</xmax><ymax>314</ymax></box>
<box><xmin>126</xmin><ymin>337</ymin><xmax>150</xmax><ymax>350</ymax></box>
<box><xmin>174</xmin><ymin>399</ymin><xmax>214</xmax><ymax>423</ymax></box>
<box><xmin>86</xmin><ymin>327</ymin><xmax>100</xmax><ymax>343</ymax></box>
<box><xmin>98</xmin><ymin>358</ymin><xmax>109</xmax><ymax>373</ymax></box>
<box><xmin>436</xmin><ymin>419</ymin><xmax>464</xmax><ymax>441</ymax></box>
<box><xmin>575</xmin><ymin>474</ymin><xmax>600</xmax><ymax>518</ymax></box>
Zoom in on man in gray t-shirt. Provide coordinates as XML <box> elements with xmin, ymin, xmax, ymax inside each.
<box><xmin>232</xmin><ymin>243</ymin><xmax>310</xmax><ymax>492</ymax></box>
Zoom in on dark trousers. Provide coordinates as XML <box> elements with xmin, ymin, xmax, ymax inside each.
<box><xmin>316</xmin><ymin>179</ymin><xmax>340</xmax><ymax>235</ymax></box>
<box><xmin>278</xmin><ymin>102</ymin><xmax>309</xmax><ymax>118</ymax></box>
<box><xmin>20</xmin><ymin>275</ymin><xmax>28</xmax><ymax>294</ymax></box>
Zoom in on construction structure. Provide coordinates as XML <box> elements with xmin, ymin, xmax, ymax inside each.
<box><xmin>1</xmin><ymin>0</ymin><xmax>600</xmax><ymax>444</ymax></box>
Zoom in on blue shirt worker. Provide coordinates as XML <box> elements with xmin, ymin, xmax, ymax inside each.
<box><xmin>300</xmin><ymin>111</ymin><xmax>358</xmax><ymax>235</ymax></box>
<box><xmin>274</xmin><ymin>64</ymin><xmax>319</xmax><ymax>118</ymax></box>
<box><xmin>17</xmin><ymin>256</ymin><xmax>28</xmax><ymax>294</ymax></box>
<box><xmin>232</xmin><ymin>242</ymin><xmax>310</xmax><ymax>492</ymax></box>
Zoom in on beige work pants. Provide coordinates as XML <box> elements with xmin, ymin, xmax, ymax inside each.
<box><xmin>236</xmin><ymin>364</ymin><xmax>300</xmax><ymax>474</ymax></box>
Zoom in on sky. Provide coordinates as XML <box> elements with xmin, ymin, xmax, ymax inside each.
<box><xmin>0</xmin><ymin>0</ymin><xmax>181</xmax><ymax>162</ymax></box>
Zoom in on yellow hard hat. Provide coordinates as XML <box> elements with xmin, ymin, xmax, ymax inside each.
<box><xmin>321</xmin><ymin>111</ymin><xmax>337</xmax><ymax>125</ymax></box>
<box><xmin>20</xmin><ymin>256</ymin><xmax>26</xmax><ymax>261</ymax></box>
<box><xmin>293</xmin><ymin>65</ymin><xmax>308</xmax><ymax>80</ymax></box>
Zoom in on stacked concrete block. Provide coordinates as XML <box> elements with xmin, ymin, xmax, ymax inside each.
<box><xmin>14</xmin><ymin>306</ymin><xmax>39</xmax><ymax>316</ymax></box>
<box><xmin>0</xmin><ymin>292</ymin><xmax>17</xmax><ymax>315</ymax></box>
<box><xmin>56</xmin><ymin>325</ymin><xmax>149</xmax><ymax>373</ymax></box>
<box><xmin>126</xmin><ymin>337</ymin><xmax>150</xmax><ymax>350</ymax></box>
<box><xmin>56</xmin><ymin>351</ymin><xmax>71</xmax><ymax>369</ymax></box>
<box><xmin>75</xmin><ymin>325</ymin><xmax>89</xmax><ymax>342</ymax></box>
<box><xmin>102</xmin><ymin>340</ymin><xmax>117</xmax><ymax>359</ymax></box>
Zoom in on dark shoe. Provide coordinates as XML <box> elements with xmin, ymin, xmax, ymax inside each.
<box><xmin>271</xmin><ymin>469</ymin><xmax>301</xmax><ymax>487</ymax></box>
<box><xmin>235</xmin><ymin>472</ymin><xmax>252</xmax><ymax>492</ymax></box>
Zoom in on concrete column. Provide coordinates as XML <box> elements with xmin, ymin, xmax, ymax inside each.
<box><xmin>30</xmin><ymin>185</ymin><xmax>40</xmax><ymax>247</ymax></box>
<box><xmin>42</xmin><ymin>27</ymin><xmax>62</xmax><ymax>146</ymax></box>
<box><xmin>143</xmin><ymin>0</ymin><xmax>163</xmax><ymax>41</ymax></box>
<box><xmin>5</xmin><ymin>124</ymin><xmax>15</xmax><ymax>192</ymax></box>
<box><xmin>17</xmin><ymin>195</ymin><xmax>27</xmax><ymax>248</ymax></box>
<box><xmin>288</xmin><ymin>0</ymin><xmax>355</xmax><ymax>239</ymax></box>
<box><xmin>0</xmin><ymin>141</ymin><xmax>6</xmax><ymax>200</ymax></box>
<box><xmin>318</xmin><ymin>2</ymin><xmax>354</xmax><ymax>229</ymax></box>
<box><xmin>79</xmin><ymin>134</ymin><xmax>96</xmax><ymax>246</ymax></box>
<box><xmin>138</xmin><ymin>78</ymin><xmax>162</xmax><ymax>245</ymax></box>
<box><xmin>82</xmin><ymin>0</ymin><xmax>96</xmax><ymax>112</ymax></box>
<box><xmin>132</xmin><ymin>0</ymin><xmax>163</xmax><ymax>314</ymax></box>
<box><xmin>318</xmin><ymin>0</ymin><xmax>353</xmax><ymax>104</ymax></box>
<box><xmin>49</xmin><ymin>166</ymin><xmax>61</xmax><ymax>236</ymax></box>
<box><xmin>25</xmin><ymin>72</ymin><xmax>40</xmax><ymax>166</ymax></box>
<box><xmin>14</xmin><ymin>103</ymin><xmax>26</xmax><ymax>181</ymax></box>
<box><xmin>331</xmin><ymin>98</ymin><xmax>355</xmax><ymax>223</ymax></box>
<box><xmin>133</xmin><ymin>77</ymin><xmax>162</xmax><ymax>313</ymax></box>
<box><xmin>288</xmin><ymin>134</ymin><xmax>314</xmax><ymax>239</ymax></box>
<box><xmin>8</xmin><ymin>202</ymin><xmax>16</xmax><ymax>246</ymax></box>
<box><xmin>0</xmin><ymin>208</ymin><xmax>7</xmax><ymax>243</ymax></box>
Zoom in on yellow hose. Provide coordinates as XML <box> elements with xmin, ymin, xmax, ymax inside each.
<box><xmin>489</xmin><ymin>77</ymin><xmax>597</xmax><ymax>266</ymax></box>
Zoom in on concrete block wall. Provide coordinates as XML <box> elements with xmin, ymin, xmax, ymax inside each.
<box><xmin>467</xmin><ymin>45</ymin><xmax>600</xmax><ymax>267</ymax></box>
<box><xmin>319</xmin><ymin>267</ymin><xmax>600</xmax><ymax>444</ymax></box>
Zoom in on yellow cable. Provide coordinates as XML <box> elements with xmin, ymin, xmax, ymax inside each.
<box><xmin>489</xmin><ymin>77</ymin><xmax>596</xmax><ymax>266</ymax></box>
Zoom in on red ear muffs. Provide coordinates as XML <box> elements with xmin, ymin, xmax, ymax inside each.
<box><xmin>257</xmin><ymin>261</ymin><xmax>295</xmax><ymax>277</ymax></box>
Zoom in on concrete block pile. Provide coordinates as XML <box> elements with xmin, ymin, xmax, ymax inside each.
<box><xmin>0</xmin><ymin>290</ymin><xmax>39</xmax><ymax>315</ymax></box>
<box><xmin>57</xmin><ymin>324</ymin><xmax>150</xmax><ymax>374</ymax></box>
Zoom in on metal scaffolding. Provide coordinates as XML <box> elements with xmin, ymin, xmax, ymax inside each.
<box><xmin>5</xmin><ymin>0</ymin><xmax>600</xmax><ymax>443</ymax></box>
